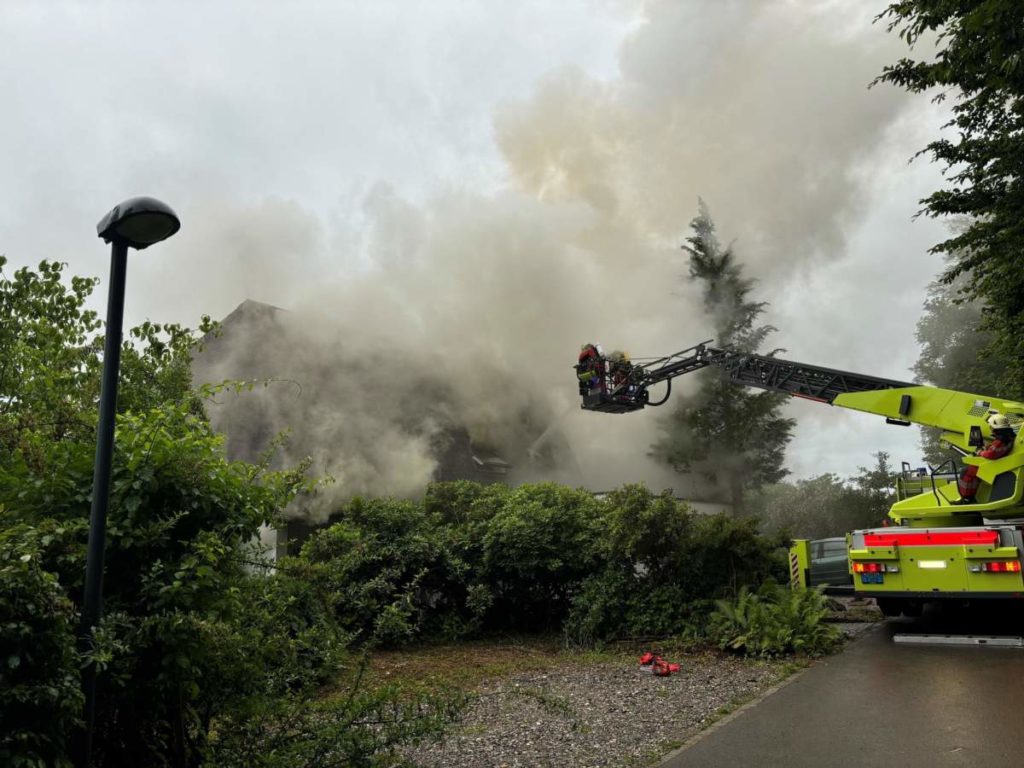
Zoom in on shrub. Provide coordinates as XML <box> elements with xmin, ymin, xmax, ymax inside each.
<box><xmin>565</xmin><ymin>485</ymin><xmax>785</xmax><ymax>645</ymax></box>
<box><xmin>0</xmin><ymin>517</ymin><xmax>82</xmax><ymax>768</ymax></box>
<box><xmin>481</xmin><ymin>483</ymin><xmax>603</xmax><ymax>631</ymax></box>
<box><xmin>707</xmin><ymin>582</ymin><xmax>841</xmax><ymax>657</ymax></box>
<box><xmin>298</xmin><ymin>496</ymin><xmax>480</xmax><ymax>644</ymax></box>
<box><xmin>0</xmin><ymin>401</ymin><xmax>317</xmax><ymax>766</ymax></box>
<box><xmin>0</xmin><ymin>259</ymin><xmax>462</xmax><ymax>767</ymax></box>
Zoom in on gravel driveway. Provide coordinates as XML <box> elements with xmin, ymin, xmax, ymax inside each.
<box><xmin>406</xmin><ymin>652</ymin><xmax>790</xmax><ymax>768</ymax></box>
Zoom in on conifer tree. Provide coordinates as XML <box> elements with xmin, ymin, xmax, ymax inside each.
<box><xmin>653</xmin><ymin>202</ymin><xmax>794</xmax><ymax>515</ymax></box>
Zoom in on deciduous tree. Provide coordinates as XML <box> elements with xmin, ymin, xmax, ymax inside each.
<box><xmin>876</xmin><ymin>1</ymin><xmax>1024</xmax><ymax>396</ymax></box>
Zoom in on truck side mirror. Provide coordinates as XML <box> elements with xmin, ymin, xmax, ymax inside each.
<box><xmin>969</xmin><ymin>425</ymin><xmax>984</xmax><ymax>448</ymax></box>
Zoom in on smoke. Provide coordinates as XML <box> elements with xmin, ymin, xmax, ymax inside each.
<box><xmin>496</xmin><ymin>0</ymin><xmax>903</xmax><ymax>277</ymax></box>
<box><xmin>187</xmin><ymin>0</ymin><xmax>911</xmax><ymax>518</ymax></box>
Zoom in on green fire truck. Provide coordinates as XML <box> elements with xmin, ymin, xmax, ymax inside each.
<box><xmin>576</xmin><ymin>342</ymin><xmax>1024</xmax><ymax>615</ymax></box>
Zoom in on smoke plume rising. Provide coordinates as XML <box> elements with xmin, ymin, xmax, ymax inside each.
<box><xmin>188</xmin><ymin>0</ymin><xmax>912</xmax><ymax>518</ymax></box>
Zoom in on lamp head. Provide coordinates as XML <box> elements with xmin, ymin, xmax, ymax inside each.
<box><xmin>97</xmin><ymin>196</ymin><xmax>180</xmax><ymax>249</ymax></box>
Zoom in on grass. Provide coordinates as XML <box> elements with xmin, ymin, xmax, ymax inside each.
<box><xmin>329</xmin><ymin>629</ymin><xmax>805</xmax><ymax>700</ymax></box>
<box><xmin>322</xmin><ymin>635</ymin><xmax>631</xmax><ymax>703</ymax></box>
<box><xmin>318</xmin><ymin>633</ymin><xmax>817</xmax><ymax>768</ymax></box>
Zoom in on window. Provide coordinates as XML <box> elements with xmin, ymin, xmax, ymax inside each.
<box><xmin>822</xmin><ymin>540</ymin><xmax>846</xmax><ymax>558</ymax></box>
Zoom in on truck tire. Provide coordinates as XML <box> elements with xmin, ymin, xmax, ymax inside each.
<box><xmin>901</xmin><ymin>601</ymin><xmax>923</xmax><ymax>618</ymax></box>
<box><xmin>877</xmin><ymin>598</ymin><xmax>903</xmax><ymax>617</ymax></box>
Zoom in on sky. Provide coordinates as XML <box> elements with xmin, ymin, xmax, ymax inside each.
<box><xmin>1</xmin><ymin>0</ymin><xmax>954</xmax><ymax>487</ymax></box>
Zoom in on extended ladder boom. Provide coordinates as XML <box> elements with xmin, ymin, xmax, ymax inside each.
<box><xmin>581</xmin><ymin>341</ymin><xmax>912</xmax><ymax>414</ymax></box>
<box><xmin>577</xmin><ymin>341</ymin><xmax>1024</xmax><ymax>453</ymax></box>
<box><xmin>575</xmin><ymin>339</ymin><xmax>1024</xmax><ymax>523</ymax></box>
<box><xmin>645</xmin><ymin>343</ymin><xmax>913</xmax><ymax>403</ymax></box>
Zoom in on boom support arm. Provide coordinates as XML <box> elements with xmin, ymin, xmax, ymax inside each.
<box><xmin>577</xmin><ymin>342</ymin><xmax>1024</xmax><ymax>455</ymax></box>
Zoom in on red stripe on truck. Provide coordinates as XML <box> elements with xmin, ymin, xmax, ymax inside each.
<box><xmin>864</xmin><ymin>531</ymin><xmax>999</xmax><ymax>547</ymax></box>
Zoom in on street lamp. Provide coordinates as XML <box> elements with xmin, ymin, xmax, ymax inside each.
<box><xmin>80</xmin><ymin>196</ymin><xmax>180</xmax><ymax>765</ymax></box>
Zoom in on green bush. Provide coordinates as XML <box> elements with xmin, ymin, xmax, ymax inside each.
<box><xmin>564</xmin><ymin>485</ymin><xmax>785</xmax><ymax>645</ymax></box>
<box><xmin>2</xmin><ymin>402</ymin><xmax>461</xmax><ymax>767</ymax></box>
<box><xmin>707</xmin><ymin>583</ymin><xmax>841</xmax><ymax>657</ymax></box>
<box><xmin>481</xmin><ymin>483</ymin><xmax>603</xmax><ymax>631</ymax></box>
<box><xmin>0</xmin><ymin>517</ymin><xmax>83</xmax><ymax>768</ymax></box>
<box><xmin>300</xmin><ymin>482</ymin><xmax>607</xmax><ymax>641</ymax></box>
<box><xmin>0</xmin><ymin>259</ymin><xmax>459</xmax><ymax>767</ymax></box>
<box><xmin>0</xmin><ymin>401</ymin><xmax>318</xmax><ymax>766</ymax></box>
<box><xmin>297</xmin><ymin>496</ymin><xmax>481</xmax><ymax>645</ymax></box>
<box><xmin>301</xmin><ymin>482</ymin><xmax>790</xmax><ymax>648</ymax></box>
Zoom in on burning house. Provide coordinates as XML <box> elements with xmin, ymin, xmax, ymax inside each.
<box><xmin>191</xmin><ymin>299</ymin><xmax>579</xmax><ymax>555</ymax></box>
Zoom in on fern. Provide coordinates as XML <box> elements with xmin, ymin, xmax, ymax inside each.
<box><xmin>707</xmin><ymin>583</ymin><xmax>840</xmax><ymax>657</ymax></box>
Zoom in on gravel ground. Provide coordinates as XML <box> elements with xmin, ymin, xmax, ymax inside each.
<box><xmin>405</xmin><ymin>653</ymin><xmax>787</xmax><ymax>768</ymax></box>
<box><xmin>836</xmin><ymin>621</ymin><xmax>878</xmax><ymax>639</ymax></box>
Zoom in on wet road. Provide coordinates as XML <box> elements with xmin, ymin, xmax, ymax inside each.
<box><xmin>662</xmin><ymin>607</ymin><xmax>1024</xmax><ymax>768</ymax></box>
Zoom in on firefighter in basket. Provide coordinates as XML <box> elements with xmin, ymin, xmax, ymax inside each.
<box><xmin>606</xmin><ymin>350</ymin><xmax>634</xmax><ymax>393</ymax></box>
<box><xmin>577</xmin><ymin>343</ymin><xmax>605</xmax><ymax>395</ymax></box>
<box><xmin>955</xmin><ymin>412</ymin><xmax>1017</xmax><ymax>504</ymax></box>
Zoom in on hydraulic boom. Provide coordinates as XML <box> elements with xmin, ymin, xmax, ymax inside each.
<box><xmin>576</xmin><ymin>342</ymin><xmax>1024</xmax><ymax>525</ymax></box>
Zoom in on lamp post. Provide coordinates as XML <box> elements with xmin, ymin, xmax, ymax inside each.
<box><xmin>80</xmin><ymin>197</ymin><xmax>180</xmax><ymax>766</ymax></box>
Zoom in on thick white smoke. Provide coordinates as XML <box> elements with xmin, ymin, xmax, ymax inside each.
<box><xmin>188</xmin><ymin>0</ymin><xmax>912</xmax><ymax>516</ymax></box>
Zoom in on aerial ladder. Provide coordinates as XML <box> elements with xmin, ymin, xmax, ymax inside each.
<box><xmin>576</xmin><ymin>341</ymin><xmax>1024</xmax><ymax>616</ymax></box>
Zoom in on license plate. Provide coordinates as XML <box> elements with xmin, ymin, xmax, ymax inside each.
<box><xmin>860</xmin><ymin>573</ymin><xmax>884</xmax><ymax>584</ymax></box>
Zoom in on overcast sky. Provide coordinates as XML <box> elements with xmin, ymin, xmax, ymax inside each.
<box><xmin>1</xmin><ymin>0</ymin><xmax>953</xmax><ymax>483</ymax></box>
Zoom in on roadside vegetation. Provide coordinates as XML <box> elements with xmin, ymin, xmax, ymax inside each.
<box><xmin>0</xmin><ymin>258</ymin><xmax>460</xmax><ymax>768</ymax></box>
<box><xmin>708</xmin><ymin>584</ymin><xmax>841</xmax><ymax>658</ymax></box>
<box><xmin>6</xmin><ymin>3</ymin><xmax>1024</xmax><ymax>764</ymax></box>
<box><xmin>0</xmin><ymin>257</ymin><xmax>811</xmax><ymax>768</ymax></box>
<box><xmin>0</xmin><ymin>217</ymin><xmax>944</xmax><ymax>766</ymax></box>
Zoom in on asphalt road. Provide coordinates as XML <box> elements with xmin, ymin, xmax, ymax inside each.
<box><xmin>662</xmin><ymin>607</ymin><xmax>1024</xmax><ymax>768</ymax></box>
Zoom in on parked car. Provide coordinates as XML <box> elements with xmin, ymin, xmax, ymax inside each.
<box><xmin>807</xmin><ymin>537</ymin><xmax>853</xmax><ymax>587</ymax></box>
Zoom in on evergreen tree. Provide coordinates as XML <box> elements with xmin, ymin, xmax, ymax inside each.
<box><xmin>653</xmin><ymin>202</ymin><xmax>795</xmax><ymax>515</ymax></box>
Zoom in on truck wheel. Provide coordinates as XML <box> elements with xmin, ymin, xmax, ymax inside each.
<box><xmin>876</xmin><ymin>598</ymin><xmax>903</xmax><ymax>617</ymax></box>
<box><xmin>901</xmin><ymin>601</ymin><xmax>923</xmax><ymax>618</ymax></box>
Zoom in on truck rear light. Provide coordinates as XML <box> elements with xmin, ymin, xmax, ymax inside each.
<box><xmin>981</xmin><ymin>561</ymin><xmax>1022</xmax><ymax>573</ymax></box>
<box><xmin>853</xmin><ymin>562</ymin><xmax>884</xmax><ymax>573</ymax></box>
<box><xmin>885</xmin><ymin>564</ymin><xmax>900</xmax><ymax>573</ymax></box>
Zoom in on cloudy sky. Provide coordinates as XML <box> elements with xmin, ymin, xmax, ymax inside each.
<box><xmin>2</xmin><ymin>0</ymin><xmax>953</xmax><ymax>486</ymax></box>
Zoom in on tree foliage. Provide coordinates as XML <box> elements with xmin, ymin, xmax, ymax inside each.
<box><xmin>0</xmin><ymin>516</ymin><xmax>83</xmax><ymax>768</ymax></box>
<box><xmin>0</xmin><ymin>257</ymin><xmax>101</xmax><ymax>455</ymax></box>
<box><xmin>876</xmin><ymin>1</ymin><xmax>1024</xmax><ymax>396</ymax></box>
<box><xmin>0</xmin><ymin>259</ymin><xmax>457</xmax><ymax>767</ymax></box>
<box><xmin>653</xmin><ymin>202</ymin><xmax>795</xmax><ymax>513</ymax></box>
<box><xmin>752</xmin><ymin>453</ymin><xmax>897</xmax><ymax>538</ymax></box>
<box><xmin>0</xmin><ymin>258</ymin><xmax>805</xmax><ymax>766</ymax></box>
<box><xmin>913</xmin><ymin>260</ymin><xmax>1004</xmax><ymax>463</ymax></box>
<box><xmin>0</xmin><ymin>256</ymin><xmax>214</xmax><ymax>456</ymax></box>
